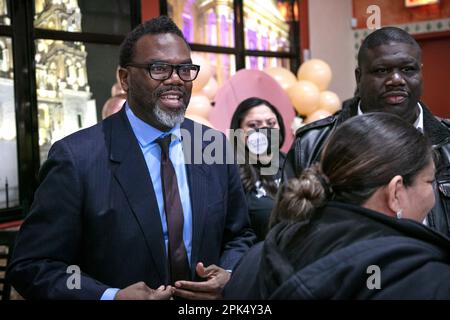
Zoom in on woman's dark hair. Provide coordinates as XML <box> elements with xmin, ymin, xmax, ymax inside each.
<box><xmin>230</xmin><ymin>97</ymin><xmax>286</xmax><ymax>147</ymax></box>
<box><xmin>271</xmin><ymin>113</ymin><xmax>434</xmax><ymax>226</ymax></box>
<box><xmin>230</xmin><ymin>97</ymin><xmax>286</xmax><ymax>197</ymax></box>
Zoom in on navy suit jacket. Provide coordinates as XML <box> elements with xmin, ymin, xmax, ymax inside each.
<box><xmin>7</xmin><ymin>109</ymin><xmax>256</xmax><ymax>299</ymax></box>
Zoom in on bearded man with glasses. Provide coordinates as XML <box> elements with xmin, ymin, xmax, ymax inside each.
<box><xmin>7</xmin><ymin>16</ymin><xmax>256</xmax><ymax>300</ymax></box>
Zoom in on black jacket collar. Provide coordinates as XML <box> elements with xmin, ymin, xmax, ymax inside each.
<box><xmin>259</xmin><ymin>201</ymin><xmax>450</xmax><ymax>299</ymax></box>
<box><xmin>339</xmin><ymin>98</ymin><xmax>450</xmax><ymax>147</ymax></box>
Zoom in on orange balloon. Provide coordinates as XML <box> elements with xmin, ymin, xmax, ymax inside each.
<box><xmin>319</xmin><ymin>91</ymin><xmax>341</xmax><ymax>114</ymax></box>
<box><xmin>304</xmin><ymin>109</ymin><xmax>333</xmax><ymax>124</ymax></box>
<box><xmin>201</xmin><ymin>77</ymin><xmax>219</xmax><ymax>100</ymax></box>
<box><xmin>186</xmin><ymin>94</ymin><xmax>212</xmax><ymax>119</ymax></box>
<box><xmin>192</xmin><ymin>53</ymin><xmax>212</xmax><ymax>93</ymax></box>
<box><xmin>287</xmin><ymin>80</ymin><xmax>320</xmax><ymax>116</ymax></box>
<box><xmin>297</xmin><ymin>59</ymin><xmax>332</xmax><ymax>91</ymax></box>
<box><xmin>186</xmin><ymin>114</ymin><xmax>214</xmax><ymax>128</ymax></box>
<box><xmin>263</xmin><ymin>67</ymin><xmax>297</xmax><ymax>91</ymax></box>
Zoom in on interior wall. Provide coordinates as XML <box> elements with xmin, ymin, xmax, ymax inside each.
<box><xmin>353</xmin><ymin>0</ymin><xmax>450</xmax><ymax>28</ymax></box>
<box><xmin>417</xmin><ymin>32</ymin><xmax>450</xmax><ymax>118</ymax></box>
<box><xmin>141</xmin><ymin>0</ymin><xmax>159</xmax><ymax>21</ymax></box>
<box><xmin>308</xmin><ymin>0</ymin><xmax>356</xmax><ymax>101</ymax></box>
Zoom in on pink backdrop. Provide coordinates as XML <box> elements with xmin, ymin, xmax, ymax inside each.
<box><xmin>209</xmin><ymin>69</ymin><xmax>296</xmax><ymax>152</ymax></box>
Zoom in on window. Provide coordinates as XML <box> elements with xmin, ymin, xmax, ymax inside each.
<box><xmin>0</xmin><ymin>0</ymin><xmax>9</xmax><ymax>25</ymax></box>
<box><xmin>246</xmin><ymin>56</ymin><xmax>290</xmax><ymax>71</ymax></box>
<box><xmin>168</xmin><ymin>0</ymin><xmax>235</xmax><ymax>47</ymax></box>
<box><xmin>33</xmin><ymin>1</ymin><xmax>133</xmax><ymax>163</ymax></box>
<box><xmin>0</xmin><ymin>36</ymin><xmax>18</xmax><ymax>210</ymax></box>
<box><xmin>166</xmin><ymin>0</ymin><xmax>300</xmax><ymax>88</ymax></box>
<box><xmin>193</xmin><ymin>51</ymin><xmax>236</xmax><ymax>86</ymax></box>
<box><xmin>243</xmin><ymin>0</ymin><xmax>291</xmax><ymax>52</ymax></box>
<box><xmin>34</xmin><ymin>38</ymin><xmax>121</xmax><ymax>162</ymax></box>
<box><xmin>0</xmin><ymin>0</ymin><xmax>140</xmax><ymax>222</ymax></box>
<box><xmin>0</xmin><ymin>0</ymin><xmax>18</xmax><ymax>212</ymax></box>
<box><xmin>34</xmin><ymin>0</ymin><xmax>132</xmax><ymax>34</ymax></box>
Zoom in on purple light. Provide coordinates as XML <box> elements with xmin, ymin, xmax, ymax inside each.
<box><xmin>220</xmin><ymin>15</ymin><xmax>228</xmax><ymax>46</ymax></box>
<box><xmin>207</xmin><ymin>11</ymin><xmax>217</xmax><ymax>45</ymax></box>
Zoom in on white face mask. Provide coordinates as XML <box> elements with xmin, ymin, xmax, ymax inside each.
<box><xmin>245</xmin><ymin>127</ymin><xmax>280</xmax><ymax>167</ymax></box>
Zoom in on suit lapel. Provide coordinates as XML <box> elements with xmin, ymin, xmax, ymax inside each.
<box><xmin>107</xmin><ymin>109</ymin><xmax>168</xmax><ymax>283</ymax></box>
<box><xmin>181</xmin><ymin>119</ymin><xmax>210</xmax><ymax>275</ymax></box>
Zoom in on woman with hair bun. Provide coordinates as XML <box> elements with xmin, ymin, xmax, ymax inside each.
<box><xmin>224</xmin><ymin>113</ymin><xmax>450</xmax><ymax>299</ymax></box>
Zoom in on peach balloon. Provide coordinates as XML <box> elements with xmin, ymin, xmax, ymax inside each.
<box><xmin>102</xmin><ymin>96</ymin><xmax>125</xmax><ymax>119</ymax></box>
<box><xmin>115</xmin><ymin>66</ymin><xmax>121</xmax><ymax>84</ymax></box>
<box><xmin>263</xmin><ymin>67</ymin><xmax>297</xmax><ymax>91</ymax></box>
<box><xmin>186</xmin><ymin>94</ymin><xmax>212</xmax><ymax>119</ymax></box>
<box><xmin>186</xmin><ymin>114</ymin><xmax>214</xmax><ymax>128</ymax></box>
<box><xmin>297</xmin><ymin>59</ymin><xmax>332</xmax><ymax>91</ymax></box>
<box><xmin>201</xmin><ymin>77</ymin><xmax>218</xmax><ymax>100</ymax></box>
<box><xmin>304</xmin><ymin>109</ymin><xmax>333</xmax><ymax>124</ymax></box>
<box><xmin>191</xmin><ymin>53</ymin><xmax>212</xmax><ymax>93</ymax></box>
<box><xmin>111</xmin><ymin>82</ymin><xmax>126</xmax><ymax>97</ymax></box>
<box><xmin>319</xmin><ymin>91</ymin><xmax>341</xmax><ymax>114</ymax></box>
<box><xmin>287</xmin><ymin>80</ymin><xmax>320</xmax><ymax>116</ymax></box>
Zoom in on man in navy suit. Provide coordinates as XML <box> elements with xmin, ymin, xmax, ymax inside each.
<box><xmin>7</xmin><ymin>16</ymin><xmax>256</xmax><ymax>300</ymax></box>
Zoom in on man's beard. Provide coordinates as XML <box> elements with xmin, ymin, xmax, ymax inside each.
<box><xmin>149</xmin><ymin>85</ymin><xmax>189</xmax><ymax>128</ymax></box>
<box><xmin>153</xmin><ymin>101</ymin><xmax>186</xmax><ymax>128</ymax></box>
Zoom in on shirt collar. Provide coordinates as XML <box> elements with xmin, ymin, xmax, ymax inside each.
<box><xmin>357</xmin><ymin>101</ymin><xmax>424</xmax><ymax>131</ymax></box>
<box><xmin>413</xmin><ymin>103</ymin><xmax>424</xmax><ymax>132</ymax></box>
<box><xmin>125</xmin><ymin>101</ymin><xmax>182</xmax><ymax>147</ymax></box>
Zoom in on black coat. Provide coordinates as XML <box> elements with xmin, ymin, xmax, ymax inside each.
<box><xmin>224</xmin><ymin>201</ymin><xmax>450</xmax><ymax>299</ymax></box>
<box><xmin>285</xmin><ymin>98</ymin><xmax>450</xmax><ymax>237</ymax></box>
<box><xmin>244</xmin><ymin>153</ymin><xmax>294</xmax><ymax>242</ymax></box>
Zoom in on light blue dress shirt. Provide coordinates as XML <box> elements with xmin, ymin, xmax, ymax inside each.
<box><xmin>101</xmin><ymin>103</ymin><xmax>193</xmax><ymax>300</ymax></box>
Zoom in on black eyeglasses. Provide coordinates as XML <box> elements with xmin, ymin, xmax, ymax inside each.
<box><xmin>125</xmin><ymin>62</ymin><xmax>201</xmax><ymax>82</ymax></box>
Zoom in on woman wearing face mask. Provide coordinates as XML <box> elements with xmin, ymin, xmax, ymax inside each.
<box><xmin>224</xmin><ymin>113</ymin><xmax>450</xmax><ymax>299</ymax></box>
<box><xmin>230</xmin><ymin>97</ymin><xmax>293</xmax><ymax>242</ymax></box>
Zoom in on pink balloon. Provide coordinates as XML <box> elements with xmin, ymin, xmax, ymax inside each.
<box><xmin>209</xmin><ymin>69</ymin><xmax>296</xmax><ymax>152</ymax></box>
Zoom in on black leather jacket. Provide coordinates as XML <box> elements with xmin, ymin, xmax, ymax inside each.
<box><xmin>285</xmin><ymin>97</ymin><xmax>450</xmax><ymax>237</ymax></box>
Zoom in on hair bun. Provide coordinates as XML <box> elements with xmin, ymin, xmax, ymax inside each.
<box><xmin>273</xmin><ymin>165</ymin><xmax>329</xmax><ymax>224</ymax></box>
